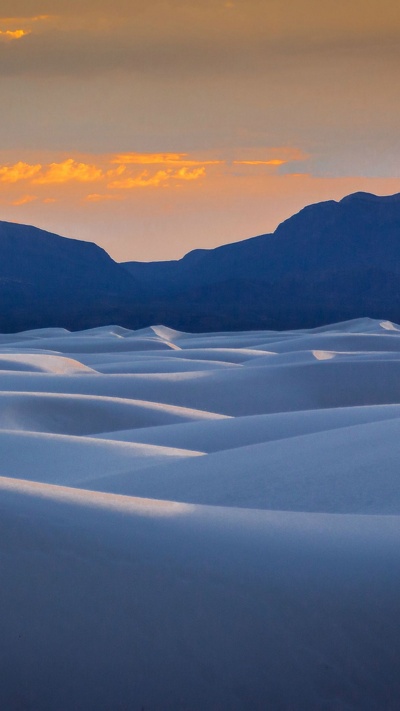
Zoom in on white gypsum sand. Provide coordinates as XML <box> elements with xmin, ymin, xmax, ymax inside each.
<box><xmin>0</xmin><ymin>318</ymin><xmax>400</xmax><ymax>710</ymax></box>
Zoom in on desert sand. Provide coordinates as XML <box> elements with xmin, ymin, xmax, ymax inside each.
<box><xmin>1</xmin><ymin>318</ymin><xmax>400</xmax><ymax>710</ymax></box>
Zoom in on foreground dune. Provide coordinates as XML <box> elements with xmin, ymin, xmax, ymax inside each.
<box><xmin>1</xmin><ymin>318</ymin><xmax>400</xmax><ymax>709</ymax></box>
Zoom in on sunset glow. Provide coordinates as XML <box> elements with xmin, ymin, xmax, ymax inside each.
<box><xmin>0</xmin><ymin>0</ymin><xmax>398</xmax><ymax>260</ymax></box>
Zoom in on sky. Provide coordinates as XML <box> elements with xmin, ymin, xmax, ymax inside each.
<box><xmin>0</xmin><ymin>0</ymin><xmax>399</xmax><ymax>262</ymax></box>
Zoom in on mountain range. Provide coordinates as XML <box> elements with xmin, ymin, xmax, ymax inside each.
<box><xmin>1</xmin><ymin>191</ymin><xmax>399</xmax><ymax>332</ymax></box>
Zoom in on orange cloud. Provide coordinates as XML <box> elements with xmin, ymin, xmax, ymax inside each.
<box><xmin>233</xmin><ymin>147</ymin><xmax>309</xmax><ymax>167</ymax></box>
<box><xmin>108</xmin><ymin>170</ymin><xmax>171</xmax><ymax>189</ymax></box>
<box><xmin>0</xmin><ymin>148</ymin><xmax>308</xmax><ymax>210</ymax></box>
<box><xmin>106</xmin><ymin>165</ymin><xmax>126</xmax><ymax>179</ymax></box>
<box><xmin>0</xmin><ymin>161</ymin><xmax>42</xmax><ymax>183</ymax></box>
<box><xmin>11</xmin><ymin>194</ymin><xmax>38</xmax><ymax>206</ymax></box>
<box><xmin>174</xmin><ymin>167</ymin><xmax>206</xmax><ymax>180</ymax></box>
<box><xmin>112</xmin><ymin>152</ymin><xmax>222</xmax><ymax>167</ymax></box>
<box><xmin>108</xmin><ymin>166</ymin><xmax>206</xmax><ymax>189</ymax></box>
<box><xmin>0</xmin><ymin>29</ymin><xmax>30</xmax><ymax>40</ymax></box>
<box><xmin>234</xmin><ymin>159</ymin><xmax>288</xmax><ymax>166</ymax></box>
<box><xmin>0</xmin><ymin>152</ymin><xmax>224</xmax><ymax>200</ymax></box>
<box><xmin>34</xmin><ymin>159</ymin><xmax>104</xmax><ymax>185</ymax></box>
<box><xmin>113</xmin><ymin>152</ymin><xmax>185</xmax><ymax>165</ymax></box>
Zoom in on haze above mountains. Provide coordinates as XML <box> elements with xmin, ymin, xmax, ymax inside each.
<box><xmin>1</xmin><ymin>191</ymin><xmax>399</xmax><ymax>333</ymax></box>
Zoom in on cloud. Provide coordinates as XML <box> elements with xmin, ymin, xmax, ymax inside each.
<box><xmin>107</xmin><ymin>153</ymin><xmax>212</xmax><ymax>189</ymax></box>
<box><xmin>0</xmin><ymin>152</ymin><xmax>212</xmax><ymax>199</ymax></box>
<box><xmin>0</xmin><ymin>1</ymin><xmax>397</xmax><ymax>191</ymax></box>
<box><xmin>174</xmin><ymin>167</ymin><xmax>206</xmax><ymax>181</ymax></box>
<box><xmin>0</xmin><ymin>161</ymin><xmax>42</xmax><ymax>182</ymax></box>
<box><xmin>106</xmin><ymin>165</ymin><xmax>126</xmax><ymax>179</ymax></box>
<box><xmin>33</xmin><ymin>159</ymin><xmax>104</xmax><ymax>184</ymax></box>
<box><xmin>234</xmin><ymin>159</ymin><xmax>287</xmax><ymax>166</ymax></box>
<box><xmin>0</xmin><ymin>154</ymin><xmax>215</xmax><ymax>193</ymax></box>
<box><xmin>0</xmin><ymin>159</ymin><xmax>103</xmax><ymax>186</ymax></box>
<box><xmin>232</xmin><ymin>147</ymin><xmax>309</xmax><ymax>171</ymax></box>
<box><xmin>0</xmin><ymin>15</ymin><xmax>50</xmax><ymax>44</ymax></box>
<box><xmin>112</xmin><ymin>152</ymin><xmax>222</xmax><ymax>166</ymax></box>
<box><xmin>0</xmin><ymin>29</ymin><xmax>31</xmax><ymax>40</ymax></box>
<box><xmin>11</xmin><ymin>194</ymin><xmax>38</xmax><ymax>206</ymax></box>
<box><xmin>108</xmin><ymin>170</ymin><xmax>173</xmax><ymax>189</ymax></box>
<box><xmin>108</xmin><ymin>166</ymin><xmax>206</xmax><ymax>189</ymax></box>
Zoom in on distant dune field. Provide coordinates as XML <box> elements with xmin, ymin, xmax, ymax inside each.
<box><xmin>1</xmin><ymin>319</ymin><xmax>400</xmax><ymax>709</ymax></box>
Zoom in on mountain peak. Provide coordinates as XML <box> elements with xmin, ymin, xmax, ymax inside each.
<box><xmin>339</xmin><ymin>191</ymin><xmax>400</xmax><ymax>204</ymax></box>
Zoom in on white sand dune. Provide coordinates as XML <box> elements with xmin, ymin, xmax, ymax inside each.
<box><xmin>87</xmin><ymin>417</ymin><xmax>400</xmax><ymax>514</ymax></box>
<box><xmin>1</xmin><ymin>318</ymin><xmax>400</xmax><ymax>709</ymax></box>
<box><xmin>95</xmin><ymin>403</ymin><xmax>400</xmax><ymax>452</ymax></box>
<box><xmin>3</xmin><ymin>353</ymin><xmax>400</xmax><ymax>417</ymax></box>
<box><xmin>0</xmin><ymin>391</ymin><xmax>227</xmax><ymax>435</ymax></box>
<box><xmin>88</xmin><ymin>355</ymin><xmax>237</xmax><ymax>374</ymax></box>
<box><xmin>0</xmin><ymin>430</ymin><xmax>203</xmax><ymax>486</ymax></box>
<box><xmin>251</xmin><ymin>332</ymin><xmax>400</xmax><ymax>354</ymax></box>
<box><xmin>0</xmin><ymin>353</ymin><xmax>96</xmax><ymax>374</ymax></box>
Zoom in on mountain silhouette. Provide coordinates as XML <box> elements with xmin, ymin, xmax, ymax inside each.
<box><xmin>123</xmin><ymin>191</ymin><xmax>400</xmax><ymax>330</ymax></box>
<box><xmin>1</xmin><ymin>191</ymin><xmax>400</xmax><ymax>332</ymax></box>
<box><xmin>0</xmin><ymin>221</ymin><xmax>141</xmax><ymax>332</ymax></box>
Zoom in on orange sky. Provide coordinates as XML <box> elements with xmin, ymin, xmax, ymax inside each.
<box><xmin>0</xmin><ymin>2</ymin><xmax>399</xmax><ymax>261</ymax></box>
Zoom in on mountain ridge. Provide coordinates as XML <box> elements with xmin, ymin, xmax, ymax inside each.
<box><xmin>0</xmin><ymin>220</ymin><xmax>141</xmax><ymax>332</ymax></box>
<box><xmin>1</xmin><ymin>191</ymin><xmax>400</xmax><ymax>332</ymax></box>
